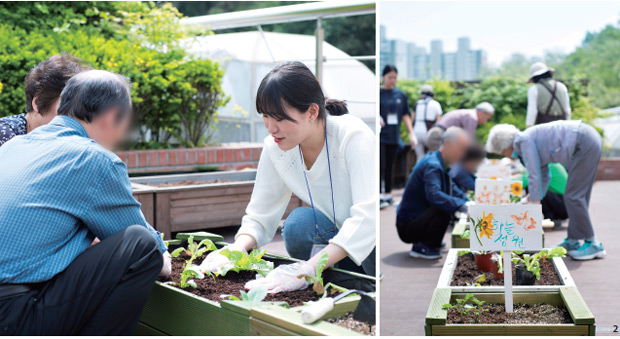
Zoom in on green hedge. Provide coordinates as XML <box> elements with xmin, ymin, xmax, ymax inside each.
<box><xmin>0</xmin><ymin>2</ymin><xmax>228</xmax><ymax>149</ymax></box>
<box><xmin>396</xmin><ymin>77</ymin><xmax>601</xmax><ymax>144</ymax></box>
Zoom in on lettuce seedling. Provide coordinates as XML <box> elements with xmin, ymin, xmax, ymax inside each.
<box><xmin>443</xmin><ymin>293</ymin><xmax>488</xmax><ymax>323</ymax></box>
<box><xmin>225</xmin><ymin>285</ymin><xmax>268</xmax><ymax>302</ymax></box>
<box><xmin>218</xmin><ymin>248</ymin><xmax>274</xmax><ymax>277</ymax></box>
<box><xmin>511</xmin><ymin>247</ymin><xmax>567</xmax><ymax>280</ymax></box>
<box><xmin>178</xmin><ymin>265</ymin><xmax>204</xmax><ymax>289</ymax></box>
<box><xmin>299</xmin><ymin>251</ymin><xmax>330</xmax><ymax>295</ymax></box>
<box><xmin>171</xmin><ymin>235</ymin><xmax>217</xmax><ymax>266</ymax></box>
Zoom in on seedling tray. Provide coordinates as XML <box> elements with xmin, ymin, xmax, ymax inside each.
<box><xmin>425</xmin><ymin>287</ymin><xmax>595</xmax><ymax>336</ymax></box>
<box><xmin>437</xmin><ymin>249</ymin><xmax>575</xmax><ymax>292</ymax></box>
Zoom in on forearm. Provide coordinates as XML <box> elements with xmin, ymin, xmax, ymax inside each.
<box><xmin>306</xmin><ymin>243</ymin><xmax>348</xmax><ymax>271</ymax></box>
<box><xmin>402</xmin><ymin>114</ymin><xmax>414</xmax><ymax>135</ymax></box>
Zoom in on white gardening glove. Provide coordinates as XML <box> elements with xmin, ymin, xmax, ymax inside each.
<box><xmin>160</xmin><ymin>251</ymin><xmax>171</xmax><ymax>278</ymax></box>
<box><xmin>197</xmin><ymin>243</ymin><xmax>246</xmax><ymax>274</ymax></box>
<box><xmin>245</xmin><ymin>261</ymin><xmax>315</xmax><ymax>294</ymax></box>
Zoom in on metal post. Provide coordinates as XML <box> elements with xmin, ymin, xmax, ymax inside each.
<box><xmin>315</xmin><ymin>17</ymin><xmax>324</xmax><ymax>84</ymax></box>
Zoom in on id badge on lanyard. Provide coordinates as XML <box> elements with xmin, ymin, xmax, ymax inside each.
<box><xmin>386</xmin><ymin>113</ymin><xmax>398</xmax><ymax>125</ymax></box>
<box><xmin>299</xmin><ymin>123</ymin><xmax>337</xmax><ymax>256</ymax></box>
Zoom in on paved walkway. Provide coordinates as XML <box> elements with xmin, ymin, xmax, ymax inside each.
<box><xmin>379</xmin><ymin>181</ymin><xmax>620</xmax><ymax>336</ymax></box>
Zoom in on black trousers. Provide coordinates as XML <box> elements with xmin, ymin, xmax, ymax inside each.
<box><xmin>0</xmin><ymin>225</ymin><xmax>162</xmax><ymax>335</ymax></box>
<box><xmin>542</xmin><ymin>191</ymin><xmax>569</xmax><ymax>220</ymax></box>
<box><xmin>380</xmin><ymin>143</ymin><xmax>400</xmax><ymax>194</ymax></box>
<box><xmin>396</xmin><ymin>207</ymin><xmax>452</xmax><ymax>248</ymax></box>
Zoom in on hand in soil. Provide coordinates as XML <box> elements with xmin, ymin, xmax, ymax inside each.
<box><xmin>160</xmin><ymin>251</ymin><xmax>172</xmax><ymax>278</ymax></box>
<box><xmin>245</xmin><ymin>261</ymin><xmax>314</xmax><ymax>293</ymax></box>
<box><xmin>196</xmin><ymin>244</ymin><xmax>245</xmax><ymax>274</ymax></box>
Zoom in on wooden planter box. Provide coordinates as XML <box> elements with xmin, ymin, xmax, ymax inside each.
<box><xmin>136</xmin><ymin>233</ymin><xmax>376</xmax><ymax>336</ymax></box>
<box><xmin>451</xmin><ymin>220</ymin><xmax>545</xmax><ymax>249</ymax></box>
<box><xmin>130</xmin><ymin>170</ymin><xmax>303</xmax><ymax>237</ymax></box>
<box><xmin>437</xmin><ymin>249</ymin><xmax>575</xmax><ymax>293</ymax></box>
<box><xmin>425</xmin><ymin>287</ymin><xmax>595</xmax><ymax>336</ymax></box>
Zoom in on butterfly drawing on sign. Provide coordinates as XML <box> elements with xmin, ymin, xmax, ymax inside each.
<box><xmin>524</xmin><ymin>217</ymin><xmax>537</xmax><ymax>231</ymax></box>
<box><xmin>477</xmin><ymin>191</ymin><xmax>491</xmax><ymax>203</ymax></box>
<box><xmin>492</xmin><ymin>192</ymin><xmax>504</xmax><ymax>201</ymax></box>
<box><xmin>511</xmin><ymin>210</ymin><xmax>529</xmax><ymax>226</ymax></box>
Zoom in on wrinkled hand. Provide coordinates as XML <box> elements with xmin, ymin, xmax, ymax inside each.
<box><xmin>160</xmin><ymin>251</ymin><xmax>171</xmax><ymax>278</ymax></box>
<box><xmin>245</xmin><ymin>261</ymin><xmax>315</xmax><ymax>294</ymax></box>
<box><xmin>197</xmin><ymin>243</ymin><xmax>246</xmax><ymax>274</ymax></box>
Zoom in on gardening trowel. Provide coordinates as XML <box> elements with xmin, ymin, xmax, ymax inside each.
<box><xmin>300</xmin><ymin>290</ymin><xmax>376</xmax><ymax>325</ymax></box>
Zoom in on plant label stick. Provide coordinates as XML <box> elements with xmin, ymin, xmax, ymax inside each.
<box><xmin>503</xmin><ymin>251</ymin><xmax>513</xmax><ymax>313</ymax></box>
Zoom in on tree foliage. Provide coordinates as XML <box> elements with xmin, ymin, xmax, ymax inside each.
<box><xmin>0</xmin><ymin>2</ymin><xmax>227</xmax><ymax>149</ymax></box>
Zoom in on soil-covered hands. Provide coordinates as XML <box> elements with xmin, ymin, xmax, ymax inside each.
<box><xmin>160</xmin><ymin>251</ymin><xmax>172</xmax><ymax>278</ymax></box>
<box><xmin>244</xmin><ymin>261</ymin><xmax>314</xmax><ymax>294</ymax></box>
<box><xmin>197</xmin><ymin>243</ymin><xmax>246</xmax><ymax>274</ymax></box>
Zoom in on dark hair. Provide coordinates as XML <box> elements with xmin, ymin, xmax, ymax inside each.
<box><xmin>256</xmin><ymin>61</ymin><xmax>347</xmax><ymax>122</ymax></box>
<box><xmin>463</xmin><ymin>144</ymin><xmax>486</xmax><ymax>162</ymax></box>
<box><xmin>57</xmin><ymin>70</ymin><xmax>132</xmax><ymax>123</ymax></box>
<box><xmin>24</xmin><ymin>53</ymin><xmax>91</xmax><ymax>115</ymax></box>
<box><xmin>382</xmin><ymin>64</ymin><xmax>398</xmax><ymax>77</ymax></box>
<box><xmin>532</xmin><ymin>71</ymin><xmax>553</xmax><ymax>83</ymax></box>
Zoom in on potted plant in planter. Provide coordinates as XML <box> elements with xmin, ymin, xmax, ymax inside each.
<box><xmin>473</xmin><ymin>251</ymin><xmax>495</xmax><ymax>272</ymax></box>
<box><xmin>511</xmin><ymin>247</ymin><xmax>567</xmax><ymax>286</ymax></box>
<box><xmin>490</xmin><ymin>252</ymin><xmax>504</xmax><ymax>279</ymax></box>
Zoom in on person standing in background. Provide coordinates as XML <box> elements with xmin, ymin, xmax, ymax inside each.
<box><xmin>413</xmin><ymin>84</ymin><xmax>442</xmax><ymax>163</ymax></box>
<box><xmin>379</xmin><ymin>65</ymin><xmax>416</xmax><ymax>208</ymax></box>
<box><xmin>526</xmin><ymin>62</ymin><xmax>571</xmax><ymax>128</ymax></box>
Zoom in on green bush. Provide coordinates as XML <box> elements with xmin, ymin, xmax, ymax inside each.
<box><xmin>395</xmin><ymin>77</ymin><xmax>600</xmax><ymax>144</ymax></box>
<box><xmin>0</xmin><ymin>2</ymin><xmax>226</xmax><ymax>149</ymax></box>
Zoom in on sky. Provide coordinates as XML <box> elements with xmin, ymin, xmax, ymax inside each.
<box><xmin>380</xmin><ymin>1</ymin><xmax>620</xmax><ymax>66</ymax></box>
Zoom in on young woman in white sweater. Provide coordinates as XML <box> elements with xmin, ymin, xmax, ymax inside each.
<box><xmin>198</xmin><ymin>62</ymin><xmax>376</xmax><ymax>293</ymax></box>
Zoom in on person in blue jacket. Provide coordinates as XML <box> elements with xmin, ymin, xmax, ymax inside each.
<box><xmin>396</xmin><ymin>127</ymin><xmax>470</xmax><ymax>259</ymax></box>
<box><xmin>486</xmin><ymin>121</ymin><xmax>604</xmax><ymax>261</ymax></box>
<box><xmin>449</xmin><ymin>143</ymin><xmax>486</xmax><ymax>192</ymax></box>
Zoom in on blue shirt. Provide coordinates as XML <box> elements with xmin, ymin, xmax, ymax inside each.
<box><xmin>449</xmin><ymin>164</ymin><xmax>476</xmax><ymax>192</ymax></box>
<box><xmin>397</xmin><ymin>151</ymin><xmax>468</xmax><ymax>223</ymax></box>
<box><xmin>0</xmin><ymin>115</ymin><xmax>166</xmax><ymax>284</ymax></box>
<box><xmin>380</xmin><ymin>88</ymin><xmax>410</xmax><ymax>145</ymax></box>
<box><xmin>0</xmin><ymin>113</ymin><xmax>27</xmax><ymax>147</ymax></box>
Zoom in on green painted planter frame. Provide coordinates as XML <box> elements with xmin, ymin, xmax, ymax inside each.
<box><xmin>425</xmin><ymin>287</ymin><xmax>595</xmax><ymax>336</ymax></box>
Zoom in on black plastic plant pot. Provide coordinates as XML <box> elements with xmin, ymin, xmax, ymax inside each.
<box><xmin>515</xmin><ymin>264</ymin><xmax>537</xmax><ymax>285</ymax></box>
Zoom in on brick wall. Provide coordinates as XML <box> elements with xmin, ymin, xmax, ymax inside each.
<box><xmin>596</xmin><ymin>158</ymin><xmax>620</xmax><ymax>180</ymax></box>
<box><xmin>116</xmin><ymin>143</ymin><xmax>263</xmax><ymax>173</ymax></box>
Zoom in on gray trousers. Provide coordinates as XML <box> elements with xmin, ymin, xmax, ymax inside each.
<box><xmin>565</xmin><ymin>123</ymin><xmax>602</xmax><ymax>240</ymax></box>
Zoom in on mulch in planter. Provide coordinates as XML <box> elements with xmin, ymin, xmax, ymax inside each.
<box><xmin>159</xmin><ymin>254</ymin><xmax>332</xmax><ymax>307</ymax></box>
<box><xmin>450</xmin><ymin>253</ymin><xmax>562</xmax><ymax>286</ymax></box>
<box><xmin>153</xmin><ymin>179</ymin><xmax>232</xmax><ymax>187</ymax></box>
<box><xmin>447</xmin><ymin>302</ymin><xmax>572</xmax><ymax>324</ymax></box>
<box><xmin>328</xmin><ymin>312</ymin><xmax>375</xmax><ymax>336</ymax></box>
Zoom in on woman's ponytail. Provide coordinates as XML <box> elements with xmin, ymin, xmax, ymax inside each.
<box><xmin>325</xmin><ymin>99</ymin><xmax>348</xmax><ymax>116</ymax></box>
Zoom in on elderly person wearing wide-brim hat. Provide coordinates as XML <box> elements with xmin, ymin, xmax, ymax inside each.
<box><xmin>526</xmin><ymin>62</ymin><xmax>571</xmax><ymax>128</ymax></box>
<box><xmin>486</xmin><ymin>120</ymin><xmax>605</xmax><ymax>261</ymax></box>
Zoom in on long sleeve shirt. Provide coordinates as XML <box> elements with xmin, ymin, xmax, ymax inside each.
<box><xmin>513</xmin><ymin>120</ymin><xmax>581</xmax><ymax>202</ymax></box>
<box><xmin>526</xmin><ymin>84</ymin><xmax>571</xmax><ymax>126</ymax></box>
<box><xmin>236</xmin><ymin>114</ymin><xmax>376</xmax><ymax>265</ymax></box>
<box><xmin>436</xmin><ymin>109</ymin><xmax>479</xmax><ymax>138</ymax></box>
<box><xmin>0</xmin><ymin>116</ymin><xmax>166</xmax><ymax>284</ymax></box>
<box><xmin>397</xmin><ymin>151</ymin><xmax>468</xmax><ymax>223</ymax></box>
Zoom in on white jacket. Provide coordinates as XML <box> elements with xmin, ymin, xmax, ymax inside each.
<box><xmin>236</xmin><ymin>114</ymin><xmax>377</xmax><ymax>265</ymax></box>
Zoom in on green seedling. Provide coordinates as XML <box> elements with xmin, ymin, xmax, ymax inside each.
<box><xmin>457</xmin><ymin>249</ymin><xmax>471</xmax><ymax>257</ymax></box>
<box><xmin>492</xmin><ymin>251</ymin><xmax>504</xmax><ymax>274</ymax></box>
<box><xmin>467</xmin><ymin>273</ymin><xmax>486</xmax><ymax>287</ymax></box>
<box><xmin>298</xmin><ymin>251</ymin><xmax>330</xmax><ymax>295</ymax></box>
<box><xmin>511</xmin><ymin>247</ymin><xmax>567</xmax><ymax>280</ymax></box>
<box><xmin>218</xmin><ymin>248</ymin><xmax>274</xmax><ymax>277</ymax></box>
<box><xmin>225</xmin><ymin>285</ymin><xmax>268</xmax><ymax>302</ymax></box>
<box><xmin>171</xmin><ymin>235</ymin><xmax>217</xmax><ymax>266</ymax></box>
<box><xmin>443</xmin><ymin>293</ymin><xmax>488</xmax><ymax>323</ymax></box>
<box><xmin>160</xmin><ymin>233</ymin><xmax>169</xmax><ymax>248</ymax></box>
<box><xmin>177</xmin><ymin>265</ymin><xmax>204</xmax><ymax>289</ymax></box>
<box><xmin>460</xmin><ymin>228</ymin><xmax>470</xmax><ymax>240</ymax></box>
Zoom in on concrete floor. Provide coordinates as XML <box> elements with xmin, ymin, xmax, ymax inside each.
<box><xmin>379</xmin><ymin>181</ymin><xmax>620</xmax><ymax>336</ymax></box>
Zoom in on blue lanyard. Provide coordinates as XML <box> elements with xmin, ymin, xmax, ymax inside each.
<box><xmin>298</xmin><ymin>122</ymin><xmax>337</xmax><ymax>234</ymax></box>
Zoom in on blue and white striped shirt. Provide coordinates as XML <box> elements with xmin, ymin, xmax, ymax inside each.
<box><xmin>0</xmin><ymin>115</ymin><xmax>166</xmax><ymax>284</ymax></box>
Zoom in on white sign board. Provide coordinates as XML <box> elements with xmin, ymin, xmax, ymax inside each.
<box><xmin>477</xmin><ymin>160</ymin><xmax>511</xmax><ymax>180</ymax></box>
<box><xmin>475</xmin><ymin>179</ymin><xmax>510</xmax><ymax>205</ymax></box>
<box><xmin>469</xmin><ymin>204</ymin><xmax>543</xmax><ymax>251</ymax></box>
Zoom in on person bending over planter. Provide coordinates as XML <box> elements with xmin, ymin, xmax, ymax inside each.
<box><xmin>0</xmin><ymin>70</ymin><xmax>170</xmax><ymax>335</ymax></box>
<box><xmin>0</xmin><ymin>53</ymin><xmax>90</xmax><ymax>147</ymax></box>
<box><xmin>426</xmin><ymin>102</ymin><xmax>494</xmax><ymax>152</ymax></box>
<box><xmin>396</xmin><ymin>127</ymin><xmax>471</xmax><ymax>259</ymax></box>
<box><xmin>198</xmin><ymin>61</ymin><xmax>376</xmax><ymax>293</ymax></box>
<box><xmin>486</xmin><ymin>121</ymin><xmax>605</xmax><ymax>260</ymax></box>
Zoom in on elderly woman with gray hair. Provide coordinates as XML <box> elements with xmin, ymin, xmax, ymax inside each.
<box><xmin>486</xmin><ymin>120</ymin><xmax>604</xmax><ymax>261</ymax></box>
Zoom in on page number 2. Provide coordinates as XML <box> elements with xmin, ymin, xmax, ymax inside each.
<box><xmin>613</xmin><ymin>325</ymin><xmax>618</xmax><ymax>333</ymax></box>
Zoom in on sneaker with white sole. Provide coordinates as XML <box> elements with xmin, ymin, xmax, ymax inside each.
<box><xmin>409</xmin><ymin>243</ymin><xmax>442</xmax><ymax>259</ymax></box>
<box><xmin>380</xmin><ymin>200</ymin><xmax>389</xmax><ymax>209</ymax></box>
<box><xmin>570</xmin><ymin>240</ymin><xmax>606</xmax><ymax>261</ymax></box>
<box><xmin>557</xmin><ymin>238</ymin><xmax>581</xmax><ymax>254</ymax></box>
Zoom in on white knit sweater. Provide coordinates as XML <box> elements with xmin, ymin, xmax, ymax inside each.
<box><xmin>236</xmin><ymin>114</ymin><xmax>377</xmax><ymax>265</ymax></box>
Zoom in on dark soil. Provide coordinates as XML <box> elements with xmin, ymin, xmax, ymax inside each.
<box><xmin>328</xmin><ymin>312</ymin><xmax>376</xmax><ymax>335</ymax></box>
<box><xmin>447</xmin><ymin>302</ymin><xmax>572</xmax><ymax>324</ymax></box>
<box><xmin>158</xmin><ymin>253</ymin><xmax>328</xmax><ymax>307</ymax></box>
<box><xmin>154</xmin><ymin>179</ymin><xmax>231</xmax><ymax>187</ymax></box>
<box><xmin>450</xmin><ymin>253</ymin><xmax>562</xmax><ymax>286</ymax></box>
